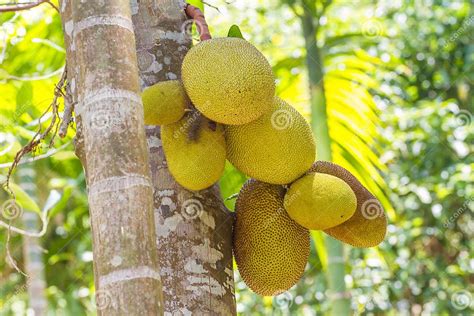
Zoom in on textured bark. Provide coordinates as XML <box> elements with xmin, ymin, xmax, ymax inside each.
<box><xmin>131</xmin><ymin>1</ymin><xmax>236</xmax><ymax>314</ymax></box>
<box><xmin>59</xmin><ymin>1</ymin><xmax>164</xmax><ymax>314</ymax></box>
<box><xmin>19</xmin><ymin>167</ymin><xmax>47</xmax><ymax>316</ymax></box>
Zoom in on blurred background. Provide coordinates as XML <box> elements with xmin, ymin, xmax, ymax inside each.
<box><xmin>0</xmin><ymin>0</ymin><xmax>472</xmax><ymax>315</ymax></box>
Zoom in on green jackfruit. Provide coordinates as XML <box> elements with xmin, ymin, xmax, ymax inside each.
<box><xmin>181</xmin><ymin>37</ymin><xmax>275</xmax><ymax>125</ymax></box>
<box><xmin>142</xmin><ymin>80</ymin><xmax>189</xmax><ymax>125</ymax></box>
<box><xmin>284</xmin><ymin>173</ymin><xmax>357</xmax><ymax>230</ymax></box>
<box><xmin>226</xmin><ymin>97</ymin><xmax>316</xmax><ymax>184</ymax></box>
<box><xmin>233</xmin><ymin>179</ymin><xmax>310</xmax><ymax>296</ymax></box>
<box><xmin>161</xmin><ymin>114</ymin><xmax>226</xmax><ymax>191</ymax></box>
<box><xmin>308</xmin><ymin>161</ymin><xmax>387</xmax><ymax>247</ymax></box>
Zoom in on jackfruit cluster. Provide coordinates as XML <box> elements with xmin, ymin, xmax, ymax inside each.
<box><xmin>232</xmin><ymin>161</ymin><xmax>387</xmax><ymax>296</ymax></box>
<box><xmin>141</xmin><ymin>37</ymin><xmax>315</xmax><ymax>191</ymax></box>
<box><xmin>142</xmin><ymin>37</ymin><xmax>387</xmax><ymax>296</ymax></box>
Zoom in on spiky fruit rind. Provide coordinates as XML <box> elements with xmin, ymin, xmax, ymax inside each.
<box><xmin>284</xmin><ymin>173</ymin><xmax>357</xmax><ymax>230</ymax></box>
<box><xmin>225</xmin><ymin>97</ymin><xmax>316</xmax><ymax>184</ymax></box>
<box><xmin>142</xmin><ymin>80</ymin><xmax>189</xmax><ymax>125</ymax></box>
<box><xmin>233</xmin><ymin>179</ymin><xmax>310</xmax><ymax>296</ymax></box>
<box><xmin>161</xmin><ymin>115</ymin><xmax>226</xmax><ymax>191</ymax></box>
<box><xmin>182</xmin><ymin>37</ymin><xmax>275</xmax><ymax>125</ymax></box>
<box><xmin>308</xmin><ymin>161</ymin><xmax>388</xmax><ymax>247</ymax></box>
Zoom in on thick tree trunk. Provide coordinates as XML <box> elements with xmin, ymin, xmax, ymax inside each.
<box><xmin>59</xmin><ymin>1</ymin><xmax>164</xmax><ymax>314</ymax></box>
<box><xmin>131</xmin><ymin>1</ymin><xmax>237</xmax><ymax>314</ymax></box>
<box><xmin>19</xmin><ymin>167</ymin><xmax>47</xmax><ymax>316</ymax></box>
<box><xmin>300</xmin><ymin>3</ymin><xmax>351</xmax><ymax>315</ymax></box>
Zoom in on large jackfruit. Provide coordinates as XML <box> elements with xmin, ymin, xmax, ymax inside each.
<box><xmin>225</xmin><ymin>97</ymin><xmax>316</xmax><ymax>184</ymax></box>
<box><xmin>161</xmin><ymin>114</ymin><xmax>226</xmax><ymax>191</ymax></box>
<box><xmin>142</xmin><ymin>80</ymin><xmax>189</xmax><ymax>126</ymax></box>
<box><xmin>308</xmin><ymin>161</ymin><xmax>387</xmax><ymax>247</ymax></box>
<box><xmin>284</xmin><ymin>173</ymin><xmax>357</xmax><ymax>230</ymax></box>
<box><xmin>233</xmin><ymin>179</ymin><xmax>310</xmax><ymax>296</ymax></box>
<box><xmin>181</xmin><ymin>37</ymin><xmax>275</xmax><ymax>125</ymax></box>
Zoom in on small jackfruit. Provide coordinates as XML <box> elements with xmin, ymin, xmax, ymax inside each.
<box><xmin>284</xmin><ymin>173</ymin><xmax>357</xmax><ymax>230</ymax></box>
<box><xmin>161</xmin><ymin>113</ymin><xmax>226</xmax><ymax>191</ymax></box>
<box><xmin>308</xmin><ymin>161</ymin><xmax>387</xmax><ymax>247</ymax></box>
<box><xmin>233</xmin><ymin>179</ymin><xmax>310</xmax><ymax>296</ymax></box>
<box><xmin>142</xmin><ymin>80</ymin><xmax>189</xmax><ymax>125</ymax></box>
<box><xmin>181</xmin><ymin>37</ymin><xmax>275</xmax><ymax>125</ymax></box>
<box><xmin>226</xmin><ymin>97</ymin><xmax>316</xmax><ymax>184</ymax></box>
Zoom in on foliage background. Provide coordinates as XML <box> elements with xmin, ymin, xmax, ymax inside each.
<box><xmin>0</xmin><ymin>0</ymin><xmax>472</xmax><ymax>315</ymax></box>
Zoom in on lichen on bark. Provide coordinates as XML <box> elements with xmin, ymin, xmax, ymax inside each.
<box><xmin>132</xmin><ymin>0</ymin><xmax>236</xmax><ymax>314</ymax></box>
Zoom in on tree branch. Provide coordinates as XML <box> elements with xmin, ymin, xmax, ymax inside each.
<box><xmin>0</xmin><ymin>1</ymin><xmax>58</xmax><ymax>13</ymax></box>
<box><xmin>185</xmin><ymin>4</ymin><xmax>211</xmax><ymax>41</ymax></box>
<box><xmin>59</xmin><ymin>80</ymin><xmax>75</xmax><ymax>138</ymax></box>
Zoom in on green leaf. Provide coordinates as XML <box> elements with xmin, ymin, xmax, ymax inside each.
<box><xmin>187</xmin><ymin>0</ymin><xmax>204</xmax><ymax>11</ymax></box>
<box><xmin>311</xmin><ymin>231</ymin><xmax>327</xmax><ymax>270</ymax></box>
<box><xmin>227</xmin><ymin>25</ymin><xmax>245</xmax><ymax>39</ymax></box>
<box><xmin>6</xmin><ymin>182</ymin><xmax>41</xmax><ymax>214</ymax></box>
<box><xmin>15</xmin><ymin>82</ymin><xmax>33</xmax><ymax>121</ymax></box>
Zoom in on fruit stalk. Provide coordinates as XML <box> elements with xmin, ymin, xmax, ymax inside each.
<box><xmin>185</xmin><ymin>4</ymin><xmax>212</xmax><ymax>41</ymax></box>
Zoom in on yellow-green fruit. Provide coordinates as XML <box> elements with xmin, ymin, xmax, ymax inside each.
<box><xmin>284</xmin><ymin>173</ymin><xmax>357</xmax><ymax>230</ymax></box>
<box><xmin>181</xmin><ymin>37</ymin><xmax>275</xmax><ymax>125</ymax></box>
<box><xmin>142</xmin><ymin>80</ymin><xmax>189</xmax><ymax>125</ymax></box>
<box><xmin>308</xmin><ymin>161</ymin><xmax>387</xmax><ymax>247</ymax></box>
<box><xmin>226</xmin><ymin>97</ymin><xmax>316</xmax><ymax>184</ymax></box>
<box><xmin>161</xmin><ymin>114</ymin><xmax>226</xmax><ymax>191</ymax></box>
<box><xmin>233</xmin><ymin>179</ymin><xmax>310</xmax><ymax>296</ymax></box>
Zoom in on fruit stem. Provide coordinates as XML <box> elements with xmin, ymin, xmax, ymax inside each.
<box><xmin>185</xmin><ymin>4</ymin><xmax>212</xmax><ymax>41</ymax></box>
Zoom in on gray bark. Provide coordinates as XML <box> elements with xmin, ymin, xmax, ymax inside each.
<box><xmin>131</xmin><ymin>1</ymin><xmax>237</xmax><ymax>314</ymax></box>
<box><xmin>59</xmin><ymin>1</ymin><xmax>164</xmax><ymax>314</ymax></box>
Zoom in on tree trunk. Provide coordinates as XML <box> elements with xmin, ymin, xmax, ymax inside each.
<box><xmin>131</xmin><ymin>1</ymin><xmax>237</xmax><ymax>314</ymax></box>
<box><xmin>18</xmin><ymin>167</ymin><xmax>47</xmax><ymax>316</ymax></box>
<box><xmin>59</xmin><ymin>1</ymin><xmax>164</xmax><ymax>314</ymax></box>
<box><xmin>300</xmin><ymin>3</ymin><xmax>351</xmax><ymax>315</ymax></box>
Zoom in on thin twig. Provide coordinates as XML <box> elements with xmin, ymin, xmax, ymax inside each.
<box><xmin>5</xmin><ymin>222</ymin><xmax>28</xmax><ymax>277</ymax></box>
<box><xmin>202</xmin><ymin>1</ymin><xmax>220</xmax><ymax>13</ymax></box>
<box><xmin>59</xmin><ymin>82</ymin><xmax>75</xmax><ymax>138</ymax></box>
<box><xmin>0</xmin><ymin>142</ymin><xmax>72</xmax><ymax>169</ymax></box>
<box><xmin>0</xmin><ymin>0</ymin><xmax>58</xmax><ymax>13</ymax></box>
<box><xmin>185</xmin><ymin>4</ymin><xmax>212</xmax><ymax>41</ymax></box>
<box><xmin>0</xmin><ymin>210</ymin><xmax>49</xmax><ymax>238</ymax></box>
<box><xmin>2</xmin><ymin>68</ymin><xmax>67</xmax><ymax>194</ymax></box>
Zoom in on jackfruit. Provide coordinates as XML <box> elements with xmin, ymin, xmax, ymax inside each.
<box><xmin>284</xmin><ymin>173</ymin><xmax>357</xmax><ymax>230</ymax></box>
<box><xmin>308</xmin><ymin>161</ymin><xmax>387</xmax><ymax>247</ymax></box>
<box><xmin>161</xmin><ymin>113</ymin><xmax>226</xmax><ymax>191</ymax></box>
<box><xmin>142</xmin><ymin>80</ymin><xmax>189</xmax><ymax>125</ymax></box>
<box><xmin>225</xmin><ymin>97</ymin><xmax>316</xmax><ymax>184</ymax></box>
<box><xmin>233</xmin><ymin>179</ymin><xmax>310</xmax><ymax>296</ymax></box>
<box><xmin>181</xmin><ymin>37</ymin><xmax>275</xmax><ymax>125</ymax></box>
